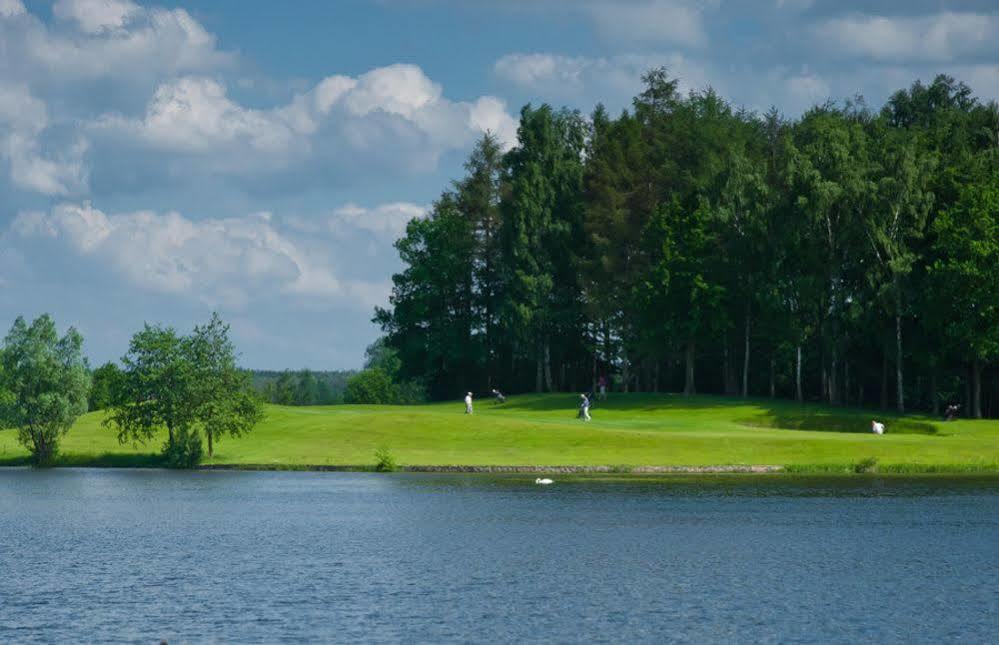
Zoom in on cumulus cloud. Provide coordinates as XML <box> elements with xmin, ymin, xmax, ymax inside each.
<box><xmin>9</xmin><ymin>199</ymin><xmax>422</xmax><ymax>310</ymax></box>
<box><xmin>814</xmin><ymin>12</ymin><xmax>999</xmax><ymax>63</ymax></box>
<box><xmin>53</xmin><ymin>0</ymin><xmax>139</xmax><ymax>34</ymax></box>
<box><xmin>0</xmin><ymin>0</ymin><xmax>25</xmax><ymax>18</ymax></box>
<box><xmin>329</xmin><ymin>202</ymin><xmax>427</xmax><ymax>237</ymax></box>
<box><xmin>92</xmin><ymin>64</ymin><xmax>518</xmax><ymax>175</ymax></box>
<box><xmin>3</xmin><ymin>1</ymin><xmax>232</xmax><ymax>85</ymax></box>
<box><xmin>0</xmin><ymin>83</ymin><xmax>88</xmax><ymax>195</ymax></box>
<box><xmin>12</xmin><ymin>203</ymin><xmax>340</xmax><ymax>307</ymax></box>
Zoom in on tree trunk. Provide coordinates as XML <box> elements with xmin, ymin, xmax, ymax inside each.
<box><xmin>742</xmin><ymin>312</ymin><xmax>750</xmax><ymax>397</ymax></box>
<box><xmin>930</xmin><ymin>368</ymin><xmax>939</xmax><ymax>417</ymax></box>
<box><xmin>881</xmin><ymin>354</ymin><xmax>889</xmax><ymax>410</ymax></box>
<box><xmin>543</xmin><ymin>340</ymin><xmax>553</xmax><ymax>392</ymax></box>
<box><xmin>829</xmin><ymin>349</ymin><xmax>838</xmax><ymax>405</ymax></box>
<box><xmin>964</xmin><ymin>367</ymin><xmax>972</xmax><ymax>414</ymax></box>
<box><xmin>684</xmin><ymin>339</ymin><xmax>696</xmax><ymax>396</ymax></box>
<box><xmin>972</xmin><ymin>358</ymin><xmax>983</xmax><ymax>419</ymax></box>
<box><xmin>535</xmin><ymin>358</ymin><xmax>543</xmax><ymax>393</ymax></box>
<box><xmin>207</xmin><ymin>430</ymin><xmax>214</xmax><ymax>458</ymax></box>
<box><xmin>895</xmin><ymin>309</ymin><xmax>904</xmax><ymax>413</ymax></box>
<box><xmin>795</xmin><ymin>346</ymin><xmax>803</xmax><ymax>402</ymax></box>
<box><xmin>769</xmin><ymin>355</ymin><xmax>775</xmax><ymax>398</ymax></box>
<box><xmin>844</xmin><ymin>361</ymin><xmax>850</xmax><ymax>407</ymax></box>
<box><xmin>723</xmin><ymin>342</ymin><xmax>731</xmax><ymax>395</ymax></box>
<box><xmin>653</xmin><ymin>361</ymin><xmax>660</xmax><ymax>393</ymax></box>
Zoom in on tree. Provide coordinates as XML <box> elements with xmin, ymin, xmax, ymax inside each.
<box><xmin>88</xmin><ymin>361</ymin><xmax>123</xmax><ymax>411</ymax></box>
<box><xmin>106</xmin><ymin>314</ymin><xmax>261</xmax><ymax>466</ymax></box>
<box><xmin>0</xmin><ymin>315</ymin><xmax>89</xmax><ymax>465</ymax></box>
<box><xmin>501</xmin><ymin>104</ymin><xmax>586</xmax><ymax>392</ymax></box>
<box><xmin>344</xmin><ymin>368</ymin><xmax>398</xmax><ymax>404</ymax></box>
<box><xmin>928</xmin><ymin>173</ymin><xmax>999</xmax><ymax>418</ymax></box>
<box><xmin>865</xmin><ymin>130</ymin><xmax>935</xmax><ymax>412</ymax></box>
<box><xmin>187</xmin><ymin>314</ymin><xmax>263</xmax><ymax>458</ymax></box>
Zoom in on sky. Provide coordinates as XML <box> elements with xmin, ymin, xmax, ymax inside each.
<box><xmin>1</xmin><ymin>0</ymin><xmax>997</xmax><ymax>369</ymax></box>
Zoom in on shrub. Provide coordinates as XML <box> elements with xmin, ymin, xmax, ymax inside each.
<box><xmin>344</xmin><ymin>368</ymin><xmax>397</xmax><ymax>404</ymax></box>
<box><xmin>163</xmin><ymin>426</ymin><xmax>204</xmax><ymax>469</ymax></box>
<box><xmin>374</xmin><ymin>446</ymin><xmax>397</xmax><ymax>472</ymax></box>
<box><xmin>854</xmin><ymin>456</ymin><xmax>879</xmax><ymax>474</ymax></box>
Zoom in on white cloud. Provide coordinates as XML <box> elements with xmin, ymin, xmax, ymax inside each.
<box><xmin>9</xmin><ymin>200</ymin><xmax>419</xmax><ymax>310</ymax></box>
<box><xmin>0</xmin><ymin>83</ymin><xmax>88</xmax><ymax>195</ymax></box>
<box><xmin>344</xmin><ymin>64</ymin><xmax>441</xmax><ymax>119</ymax></box>
<box><xmin>815</xmin><ymin>12</ymin><xmax>999</xmax><ymax>63</ymax></box>
<box><xmin>0</xmin><ymin>0</ymin><xmax>25</xmax><ymax>18</ymax></box>
<box><xmin>12</xmin><ymin>203</ymin><xmax>341</xmax><ymax>306</ymax></box>
<box><xmin>53</xmin><ymin>0</ymin><xmax>139</xmax><ymax>34</ymax></box>
<box><xmin>586</xmin><ymin>0</ymin><xmax>710</xmax><ymax>48</ymax></box>
<box><xmin>93</xmin><ymin>64</ymin><xmax>518</xmax><ymax>175</ymax></box>
<box><xmin>8</xmin><ymin>2</ymin><xmax>232</xmax><ymax>84</ymax></box>
<box><xmin>329</xmin><ymin>202</ymin><xmax>427</xmax><ymax>237</ymax></box>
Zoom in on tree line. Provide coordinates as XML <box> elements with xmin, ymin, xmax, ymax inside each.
<box><xmin>375</xmin><ymin>71</ymin><xmax>999</xmax><ymax>417</ymax></box>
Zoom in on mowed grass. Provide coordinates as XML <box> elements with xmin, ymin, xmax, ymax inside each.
<box><xmin>1</xmin><ymin>393</ymin><xmax>997</xmax><ymax>471</ymax></box>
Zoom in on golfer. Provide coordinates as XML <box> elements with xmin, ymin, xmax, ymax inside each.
<box><xmin>464</xmin><ymin>392</ymin><xmax>473</xmax><ymax>414</ymax></box>
<box><xmin>579</xmin><ymin>393</ymin><xmax>591</xmax><ymax>421</ymax></box>
<box><xmin>871</xmin><ymin>419</ymin><xmax>885</xmax><ymax>435</ymax></box>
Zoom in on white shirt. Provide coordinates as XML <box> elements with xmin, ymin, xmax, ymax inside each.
<box><xmin>872</xmin><ymin>422</ymin><xmax>885</xmax><ymax>435</ymax></box>
<box><xmin>464</xmin><ymin>395</ymin><xmax>472</xmax><ymax>406</ymax></box>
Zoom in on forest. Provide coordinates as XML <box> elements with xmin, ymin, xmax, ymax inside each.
<box><xmin>375</xmin><ymin>71</ymin><xmax>999</xmax><ymax>417</ymax></box>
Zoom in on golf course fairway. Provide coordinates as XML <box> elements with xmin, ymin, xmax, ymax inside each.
<box><xmin>1</xmin><ymin>394</ymin><xmax>997</xmax><ymax>472</ymax></box>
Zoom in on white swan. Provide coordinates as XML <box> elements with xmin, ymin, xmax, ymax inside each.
<box><xmin>535</xmin><ymin>478</ymin><xmax>554</xmax><ymax>485</ymax></box>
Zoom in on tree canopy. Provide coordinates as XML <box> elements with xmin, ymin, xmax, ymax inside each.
<box><xmin>0</xmin><ymin>315</ymin><xmax>89</xmax><ymax>464</ymax></box>
<box><xmin>376</xmin><ymin>72</ymin><xmax>999</xmax><ymax>418</ymax></box>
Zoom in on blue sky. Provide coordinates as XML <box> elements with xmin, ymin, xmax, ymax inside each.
<box><xmin>2</xmin><ymin>0</ymin><xmax>997</xmax><ymax>369</ymax></box>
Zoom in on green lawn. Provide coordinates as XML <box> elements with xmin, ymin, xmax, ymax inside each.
<box><xmin>2</xmin><ymin>393</ymin><xmax>998</xmax><ymax>471</ymax></box>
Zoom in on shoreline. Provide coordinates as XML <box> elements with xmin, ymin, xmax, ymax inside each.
<box><xmin>199</xmin><ymin>463</ymin><xmax>786</xmax><ymax>474</ymax></box>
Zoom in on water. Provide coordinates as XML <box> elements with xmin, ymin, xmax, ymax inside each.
<box><xmin>1</xmin><ymin>470</ymin><xmax>997</xmax><ymax>643</ymax></box>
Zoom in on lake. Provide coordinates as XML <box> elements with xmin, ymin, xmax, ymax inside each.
<box><xmin>1</xmin><ymin>470</ymin><xmax>997</xmax><ymax>643</ymax></box>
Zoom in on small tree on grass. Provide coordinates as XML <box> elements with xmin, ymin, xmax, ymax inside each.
<box><xmin>0</xmin><ymin>315</ymin><xmax>90</xmax><ymax>465</ymax></box>
<box><xmin>188</xmin><ymin>314</ymin><xmax>262</xmax><ymax>458</ymax></box>
<box><xmin>344</xmin><ymin>368</ymin><xmax>397</xmax><ymax>404</ymax></box>
<box><xmin>106</xmin><ymin>313</ymin><xmax>262</xmax><ymax>467</ymax></box>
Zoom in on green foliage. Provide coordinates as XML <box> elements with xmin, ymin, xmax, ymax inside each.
<box><xmin>104</xmin><ymin>313</ymin><xmax>261</xmax><ymax>466</ymax></box>
<box><xmin>88</xmin><ymin>361</ymin><xmax>123</xmax><ymax>411</ymax></box>
<box><xmin>374</xmin><ymin>446</ymin><xmax>397</xmax><ymax>472</ymax></box>
<box><xmin>371</xmin><ymin>70</ymin><xmax>998</xmax><ymax>417</ymax></box>
<box><xmin>853</xmin><ymin>457</ymin><xmax>879</xmax><ymax>474</ymax></box>
<box><xmin>0</xmin><ymin>314</ymin><xmax>90</xmax><ymax>465</ymax></box>
<box><xmin>162</xmin><ymin>424</ymin><xmax>204</xmax><ymax>469</ymax></box>
<box><xmin>344</xmin><ymin>368</ymin><xmax>397</xmax><ymax>404</ymax></box>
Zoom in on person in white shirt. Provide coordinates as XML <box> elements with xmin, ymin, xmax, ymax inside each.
<box><xmin>464</xmin><ymin>392</ymin><xmax>473</xmax><ymax>414</ymax></box>
<box><xmin>579</xmin><ymin>393</ymin><xmax>591</xmax><ymax>421</ymax></box>
<box><xmin>871</xmin><ymin>420</ymin><xmax>885</xmax><ymax>435</ymax></box>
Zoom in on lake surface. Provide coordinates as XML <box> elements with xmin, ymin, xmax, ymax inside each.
<box><xmin>1</xmin><ymin>470</ymin><xmax>997</xmax><ymax>643</ymax></box>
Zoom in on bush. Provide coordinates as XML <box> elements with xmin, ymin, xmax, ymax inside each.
<box><xmin>374</xmin><ymin>446</ymin><xmax>397</xmax><ymax>472</ymax></box>
<box><xmin>344</xmin><ymin>368</ymin><xmax>397</xmax><ymax>404</ymax></box>
<box><xmin>853</xmin><ymin>456</ymin><xmax>879</xmax><ymax>474</ymax></box>
<box><xmin>163</xmin><ymin>426</ymin><xmax>204</xmax><ymax>469</ymax></box>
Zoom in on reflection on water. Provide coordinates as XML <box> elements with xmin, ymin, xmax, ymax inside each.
<box><xmin>1</xmin><ymin>469</ymin><xmax>997</xmax><ymax>642</ymax></box>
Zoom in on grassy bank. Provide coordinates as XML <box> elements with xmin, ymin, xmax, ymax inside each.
<box><xmin>1</xmin><ymin>394</ymin><xmax>997</xmax><ymax>472</ymax></box>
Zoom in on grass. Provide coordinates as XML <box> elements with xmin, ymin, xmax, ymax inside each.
<box><xmin>1</xmin><ymin>393</ymin><xmax>997</xmax><ymax>472</ymax></box>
